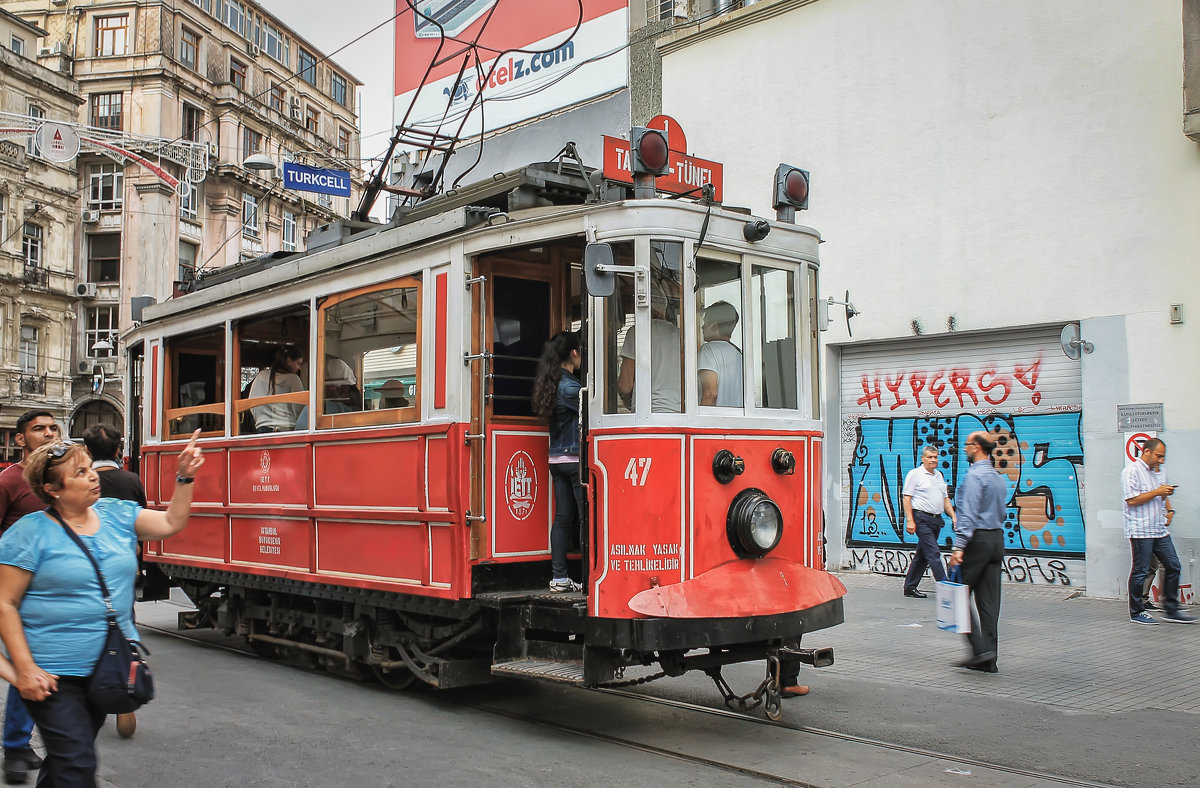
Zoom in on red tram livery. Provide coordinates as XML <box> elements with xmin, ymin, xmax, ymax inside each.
<box><xmin>127</xmin><ymin>155</ymin><xmax>846</xmax><ymax>716</ymax></box>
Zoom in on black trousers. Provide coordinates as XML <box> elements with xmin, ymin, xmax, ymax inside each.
<box><xmin>23</xmin><ymin>677</ymin><xmax>105</xmax><ymax>788</ymax></box>
<box><xmin>958</xmin><ymin>529</ymin><xmax>1005</xmax><ymax>659</ymax></box>
<box><xmin>903</xmin><ymin>510</ymin><xmax>947</xmax><ymax>591</ymax></box>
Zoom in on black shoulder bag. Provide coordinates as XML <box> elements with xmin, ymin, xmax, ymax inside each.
<box><xmin>47</xmin><ymin>509</ymin><xmax>155</xmax><ymax>714</ymax></box>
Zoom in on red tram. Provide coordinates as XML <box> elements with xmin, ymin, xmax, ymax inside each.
<box><xmin>126</xmin><ymin>155</ymin><xmax>845</xmax><ymax>716</ymax></box>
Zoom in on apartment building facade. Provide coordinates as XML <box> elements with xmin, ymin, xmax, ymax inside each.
<box><xmin>7</xmin><ymin>0</ymin><xmax>363</xmax><ymax>440</ymax></box>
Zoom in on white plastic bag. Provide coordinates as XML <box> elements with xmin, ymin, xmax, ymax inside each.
<box><xmin>936</xmin><ymin>568</ymin><xmax>971</xmax><ymax>633</ymax></box>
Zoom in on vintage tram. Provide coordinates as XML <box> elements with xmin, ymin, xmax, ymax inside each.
<box><xmin>125</xmin><ymin>153</ymin><xmax>845</xmax><ymax>716</ymax></box>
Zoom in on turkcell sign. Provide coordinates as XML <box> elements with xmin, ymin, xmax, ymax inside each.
<box><xmin>282</xmin><ymin>162</ymin><xmax>352</xmax><ymax>197</ymax></box>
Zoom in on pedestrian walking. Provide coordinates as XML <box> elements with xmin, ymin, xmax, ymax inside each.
<box><xmin>901</xmin><ymin>445</ymin><xmax>956</xmax><ymax>598</ymax></box>
<box><xmin>0</xmin><ymin>410</ymin><xmax>58</xmax><ymax>784</ymax></box>
<box><xmin>1123</xmin><ymin>438</ymin><xmax>1195</xmax><ymax>625</ymax></box>
<box><xmin>948</xmin><ymin>431</ymin><xmax>1006</xmax><ymax>673</ymax></box>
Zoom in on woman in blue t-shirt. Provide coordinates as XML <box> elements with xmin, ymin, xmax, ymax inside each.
<box><xmin>0</xmin><ymin>431</ymin><xmax>204</xmax><ymax>786</ymax></box>
<box><xmin>531</xmin><ymin>331</ymin><xmax>584</xmax><ymax>594</ymax></box>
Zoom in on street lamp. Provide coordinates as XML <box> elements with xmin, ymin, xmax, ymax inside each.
<box><xmin>242</xmin><ymin>153</ymin><xmax>277</xmax><ymax>172</ymax></box>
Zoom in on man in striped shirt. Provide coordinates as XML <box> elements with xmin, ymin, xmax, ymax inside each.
<box><xmin>1122</xmin><ymin>438</ymin><xmax>1195</xmax><ymax>624</ymax></box>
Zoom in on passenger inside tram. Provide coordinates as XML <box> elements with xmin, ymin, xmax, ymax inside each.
<box><xmin>294</xmin><ymin>357</ymin><xmax>361</xmax><ymax>430</ymax></box>
<box><xmin>616</xmin><ymin>244</ymin><xmax>684</xmax><ymax>413</ymax></box>
<box><xmin>698</xmin><ymin>300</ymin><xmax>743</xmax><ymax>407</ymax></box>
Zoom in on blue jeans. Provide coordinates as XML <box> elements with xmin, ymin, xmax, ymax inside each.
<box><xmin>2</xmin><ymin>684</ymin><xmax>33</xmax><ymax>751</ymax></box>
<box><xmin>23</xmin><ymin>677</ymin><xmax>105</xmax><ymax>787</ymax></box>
<box><xmin>903</xmin><ymin>510</ymin><xmax>947</xmax><ymax>591</ymax></box>
<box><xmin>549</xmin><ymin>462</ymin><xmax>584</xmax><ymax>581</ymax></box>
<box><xmin>1129</xmin><ymin>536</ymin><xmax>1182</xmax><ymax>616</ymax></box>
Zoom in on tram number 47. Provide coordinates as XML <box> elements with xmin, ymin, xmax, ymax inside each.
<box><xmin>624</xmin><ymin>457</ymin><xmax>652</xmax><ymax>486</ymax></box>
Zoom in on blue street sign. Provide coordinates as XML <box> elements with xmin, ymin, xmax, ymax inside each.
<box><xmin>282</xmin><ymin>162</ymin><xmax>352</xmax><ymax>197</ymax></box>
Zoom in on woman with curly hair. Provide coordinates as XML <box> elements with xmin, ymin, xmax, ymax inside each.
<box><xmin>531</xmin><ymin>331</ymin><xmax>584</xmax><ymax>593</ymax></box>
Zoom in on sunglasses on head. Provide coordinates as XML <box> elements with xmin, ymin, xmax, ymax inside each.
<box><xmin>40</xmin><ymin>440</ymin><xmax>78</xmax><ymax>485</ymax></box>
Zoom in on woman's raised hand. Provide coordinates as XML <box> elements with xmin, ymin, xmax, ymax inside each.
<box><xmin>176</xmin><ymin>429</ymin><xmax>205</xmax><ymax>479</ymax></box>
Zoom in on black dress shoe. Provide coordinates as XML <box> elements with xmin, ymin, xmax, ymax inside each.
<box><xmin>955</xmin><ymin>651</ymin><xmax>997</xmax><ymax>671</ymax></box>
<box><xmin>903</xmin><ymin>589</ymin><xmax>928</xmax><ymax>598</ymax></box>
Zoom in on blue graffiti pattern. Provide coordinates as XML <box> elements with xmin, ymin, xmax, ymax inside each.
<box><xmin>846</xmin><ymin>412</ymin><xmax>1084</xmax><ymax>557</ymax></box>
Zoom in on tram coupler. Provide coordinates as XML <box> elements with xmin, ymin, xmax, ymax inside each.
<box><xmin>780</xmin><ymin>645</ymin><xmax>835</xmax><ymax>668</ymax></box>
<box><xmin>703</xmin><ymin>654</ymin><xmax>783</xmax><ymax>721</ymax></box>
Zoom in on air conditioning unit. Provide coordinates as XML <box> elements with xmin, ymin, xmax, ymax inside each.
<box><xmin>246</xmin><ymin>42</ymin><xmax>261</xmax><ymax>57</ymax></box>
<box><xmin>77</xmin><ymin>360</ymin><xmax>90</xmax><ymax>374</ymax></box>
<box><xmin>207</xmin><ymin>141</ymin><xmax>218</xmax><ymax>158</ymax></box>
<box><xmin>76</xmin><ymin>282</ymin><xmax>98</xmax><ymax>298</ymax></box>
<box><xmin>289</xmin><ymin>98</ymin><xmax>302</xmax><ymax>122</ymax></box>
<box><xmin>82</xmin><ymin>209</ymin><xmax>100</xmax><ymax>223</ymax></box>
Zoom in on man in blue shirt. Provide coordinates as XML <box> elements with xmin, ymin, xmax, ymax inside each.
<box><xmin>948</xmin><ymin>431</ymin><xmax>1007</xmax><ymax>673</ymax></box>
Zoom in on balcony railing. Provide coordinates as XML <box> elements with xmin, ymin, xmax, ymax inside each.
<box><xmin>18</xmin><ymin>373</ymin><xmax>47</xmax><ymax>395</ymax></box>
<box><xmin>23</xmin><ymin>263</ymin><xmax>49</xmax><ymax>287</ymax></box>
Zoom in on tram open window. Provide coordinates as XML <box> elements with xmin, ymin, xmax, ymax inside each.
<box><xmin>695</xmin><ymin>256</ymin><xmax>744</xmax><ymax>408</ymax></box>
<box><xmin>234</xmin><ymin>306</ymin><xmax>310</xmax><ymax>435</ymax></box>
<box><xmin>807</xmin><ymin>266</ymin><xmax>821</xmax><ymax>419</ymax></box>
<box><xmin>600</xmin><ymin>242</ymin><xmax>635</xmax><ymax>414</ymax></box>
<box><xmin>165</xmin><ymin>327</ymin><xmax>225</xmax><ymax>439</ymax></box>
<box><xmin>491</xmin><ymin>275</ymin><xmax>550</xmax><ymax>418</ymax></box>
<box><xmin>750</xmin><ymin>265</ymin><xmax>800</xmax><ymax>410</ymax></box>
<box><xmin>317</xmin><ymin>279</ymin><xmax>420</xmax><ymax>429</ymax></box>
<box><xmin>614</xmin><ymin>241</ymin><xmax>684</xmax><ymax>414</ymax></box>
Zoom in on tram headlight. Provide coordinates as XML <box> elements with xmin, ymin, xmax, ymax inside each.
<box><xmin>726</xmin><ymin>488</ymin><xmax>783</xmax><ymax>558</ymax></box>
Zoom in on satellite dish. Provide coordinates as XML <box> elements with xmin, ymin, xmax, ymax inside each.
<box><xmin>1059</xmin><ymin>324</ymin><xmax>1093</xmax><ymax>360</ymax></box>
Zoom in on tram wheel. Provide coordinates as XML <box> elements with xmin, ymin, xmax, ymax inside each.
<box><xmin>372</xmin><ymin>664</ymin><xmax>416</xmax><ymax>690</ymax></box>
<box><xmin>247</xmin><ymin>638</ymin><xmax>280</xmax><ymax>659</ymax></box>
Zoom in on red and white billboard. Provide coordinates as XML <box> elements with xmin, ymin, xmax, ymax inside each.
<box><xmin>393</xmin><ymin>0</ymin><xmax>628</xmax><ymax>137</ymax></box>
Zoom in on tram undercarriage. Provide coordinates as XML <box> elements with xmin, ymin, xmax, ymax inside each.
<box><xmin>163</xmin><ymin>564</ymin><xmax>840</xmax><ymax>714</ymax></box>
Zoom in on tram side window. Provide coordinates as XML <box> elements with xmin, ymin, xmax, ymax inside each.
<box><xmin>320</xmin><ymin>282</ymin><xmax>419</xmax><ymax>428</ymax></box>
<box><xmin>695</xmin><ymin>257</ymin><xmax>744</xmax><ymax>408</ymax></box>
<box><xmin>166</xmin><ymin>327</ymin><xmax>225</xmax><ymax>439</ymax></box>
<box><xmin>807</xmin><ymin>267</ymin><xmax>821</xmax><ymax>419</ymax></box>
<box><xmin>235</xmin><ymin>306</ymin><xmax>310</xmax><ymax>434</ymax></box>
<box><xmin>601</xmin><ymin>242</ymin><xmax>635</xmax><ymax>414</ymax></box>
<box><xmin>750</xmin><ymin>265</ymin><xmax>799</xmax><ymax>410</ymax></box>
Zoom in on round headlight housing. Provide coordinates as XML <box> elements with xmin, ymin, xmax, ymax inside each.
<box><xmin>726</xmin><ymin>488</ymin><xmax>783</xmax><ymax>558</ymax></box>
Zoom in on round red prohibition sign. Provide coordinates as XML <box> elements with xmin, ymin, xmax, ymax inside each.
<box><xmin>1126</xmin><ymin>432</ymin><xmax>1153</xmax><ymax>463</ymax></box>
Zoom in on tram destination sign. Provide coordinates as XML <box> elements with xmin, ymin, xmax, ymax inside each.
<box><xmin>282</xmin><ymin>162</ymin><xmax>352</xmax><ymax>197</ymax></box>
<box><xmin>602</xmin><ymin>137</ymin><xmax>723</xmax><ymax>201</ymax></box>
<box><xmin>1116</xmin><ymin>403</ymin><xmax>1164</xmax><ymax>431</ymax></box>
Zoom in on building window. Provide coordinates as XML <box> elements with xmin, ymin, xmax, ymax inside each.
<box><xmin>19</xmin><ymin>326</ymin><xmax>38</xmax><ymax>374</ymax></box>
<box><xmin>270</xmin><ymin>83</ymin><xmax>286</xmax><ymax>114</ymax></box>
<box><xmin>282</xmin><ymin>210</ymin><xmax>296</xmax><ymax>252</ymax></box>
<box><xmin>88</xmin><ymin>163</ymin><xmax>124</xmax><ymax>210</ymax></box>
<box><xmin>305</xmin><ymin>106</ymin><xmax>319</xmax><ymax>134</ymax></box>
<box><xmin>178</xmin><ymin>241</ymin><xmax>197</xmax><ymax>283</ymax></box>
<box><xmin>86</xmin><ymin>306</ymin><xmax>119</xmax><ymax>359</ymax></box>
<box><xmin>188</xmin><ymin>0</ymin><xmax>213</xmax><ymax>13</ymax></box>
<box><xmin>230</xmin><ymin>57</ymin><xmax>247</xmax><ymax>90</ymax></box>
<box><xmin>263</xmin><ymin>21</ymin><xmax>286</xmax><ymax>63</ymax></box>
<box><xmin>88</xmin><ymin>234</ymin><xmax>121</xmax><ymax>283</ymax></box>
<box><xmin>180</xmin><ymin>181</ymin><xmax>200</xmax><ymax>221</ymax></box>
<box><xmin>331</xmin><ymin>72</ymin><xmax>347</xmax><ymax>107</ymax></box>
<box><xmin>337</xmin><ymin>126</ymin><xmax>351</xmax><ymax>154</ymax></box>
<box><xmin>180</xmin><ymin>27</ymin><xmax>200</xmax><ymax>70</ymax></box>
<box><xmin>26</xmin><ymin>105</ymin><xmax>44</xmax><ymax>156</ymax></box>
<box><xmin>10</xmin><ymin>35</ymin><xmax>24</xmax><ymax>57</ymax></box>
<box><xmin>242</xmin><ymin>193</ymin><xmax>259</xmax><ymax>238</ymax></box>
<box><xmin>298</xmin><ymin>48</ymin><xmax>317</xmax><ymax>85</ymax></box>
<box><xmin>242</xmin><ymin>126</ymin><xmax>262</xmax><ymax>157</ymax></box>
<box><xmin>96</xmin><ymin>15</ymin><xmax>129</xmax><ymax>56</ymax></box>
<box><xmin>22</xmin><ymin>223</ymin><xmax>42</xmax><ymax>268</ymax></box>
<box><xmin>1</xmin><ymin>429</ymin><xmax>23</xmax><ymax>465</ymax></box>
<box><xmin>91</xmin><ymin>92</ymin><xmax>123</xmax><ymax>130</ymax></box>
<box><xmin>182</xmin><ymin>103</ymin><xmax>203</xmax><ymax>142</ymax></box>
<box><xmin>0</xmin><ymin>194</ymin><xmax>5</xmax><ymax>241</ymax></box>
<box><xmin>225</xmin><ymin>0</ymin><xmax>246</xmax><ymax>37</ymax></box>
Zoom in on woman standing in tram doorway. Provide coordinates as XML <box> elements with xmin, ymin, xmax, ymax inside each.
<box><xmin>249</xmin><ymin>346</ymin><xmax>304</xmax><ymax>433</ymax></box>
<box><xmin>532</xmin><ymin>332</ymin><xmax>584</xmax><ymax>593</ymax></box>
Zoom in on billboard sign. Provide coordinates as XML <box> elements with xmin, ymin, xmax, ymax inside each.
<box><xmin>282</xmin><ymin>162</ymin><xmax>352</xmax><ymax>197</ymax></box>
<box><xmin>394</xmin><ymin>0</ymin><xmax>628</xmax><ymax>138</ymax></box>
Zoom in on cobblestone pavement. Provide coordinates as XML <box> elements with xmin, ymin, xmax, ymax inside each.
<box><xmin>821</xmin><ymin>571</ymin><xmax>1200</xmax><ymax>715</ymax></box>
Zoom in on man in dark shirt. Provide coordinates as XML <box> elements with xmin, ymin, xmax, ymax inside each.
<box><xmin>948</xmin><ymin>430</ymin><xmax>1007</xmax><ymax>673</ymax></box>
<box><xmin>81</xmin><ymin>423</ymin><xmax>146</xmax><ymax>740</ymax></box>
<box><xmin>0</xmin><ymin>410</ymin><xmax>59</xmax><ymax>783</ymax></box>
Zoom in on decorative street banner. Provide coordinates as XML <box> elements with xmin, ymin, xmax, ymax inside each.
<box><xmin>282</xmin><ymin>162</ymin><xmax>352</xmax><ymax>197</ymax></box>
<box><xmin>393</xmin><ymin>0</ymin><xmax>628</xmax><ymax>136</ymax></box>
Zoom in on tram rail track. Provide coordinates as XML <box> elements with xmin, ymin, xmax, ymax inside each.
<box><xmin>141</xmin><ymin>622</ymin><xmax>1119</xmax><ymax>788</ymax></box>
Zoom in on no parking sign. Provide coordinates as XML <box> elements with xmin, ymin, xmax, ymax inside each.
<box><xmin>1124</xmin><ymin>431</ymin><xmax>1157</xmax><ymax>465</ymax></box>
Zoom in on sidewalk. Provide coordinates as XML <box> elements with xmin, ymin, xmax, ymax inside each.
<box><xmin>819</xmin><ymin>571</ymin><xmax>1200</xmax><ymax>715</ymax></box>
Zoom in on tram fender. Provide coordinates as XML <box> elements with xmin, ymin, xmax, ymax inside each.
<box><xmin>626</xmin><ymin>559</ymin><xmax>847</xmax><ymax>619</ymax></box>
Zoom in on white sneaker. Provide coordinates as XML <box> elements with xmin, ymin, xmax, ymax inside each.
<box><xmin>549</xmin><ymin>578</ymin><xmax>582</xmax><ymax>593</ymax></box>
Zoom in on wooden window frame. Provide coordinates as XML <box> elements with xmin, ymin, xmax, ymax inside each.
<box><xmin>163</xmin><ymin>331</ymin><xmax>227</xmax><ymax>440</ymax></box>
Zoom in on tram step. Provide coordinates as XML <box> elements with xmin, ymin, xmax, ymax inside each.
<box><xmin>491</xmin><ymin>659</ymin><xmax>586</xmax><ymax>685</ymax></box>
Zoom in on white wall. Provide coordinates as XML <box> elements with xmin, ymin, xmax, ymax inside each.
<box><xmin>661</xmin><ymin>0</ymin><xmax>1200</xmax><ymax>598</ymax></box>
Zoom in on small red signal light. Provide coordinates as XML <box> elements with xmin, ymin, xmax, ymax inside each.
<box><xmin>773</xmin><ymin>164</ymin><xmax>810</xmax><ymax>211</ymax></box>
<box><xmin>785</xmin><ymin>170</ymin><xmax>808</xmax><ymax>204</ymax></box>
<box><xmin>630</xmin><ymin>127</ymin><xmax>671</xmax><ymax>176</ymax></box>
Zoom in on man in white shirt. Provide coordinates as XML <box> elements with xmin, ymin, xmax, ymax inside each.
<box><xmin>1122</xmin><ymin>438</ymin><xmax>1194</xmax><ymax>624</ymax></box>
<box><xmin>901</xmin><ymin>445</ymin><xmax>956</xmax><ymax>598</ymax></box>
<box><xmin>697</xmin><ymin>301</ymin><xmax>743</xmax><ymax>407</ymax></box>
<box><xmin>617</xmin><ymin>277</ymin><xmax>682</xmax><ymax>413</ymax></box>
